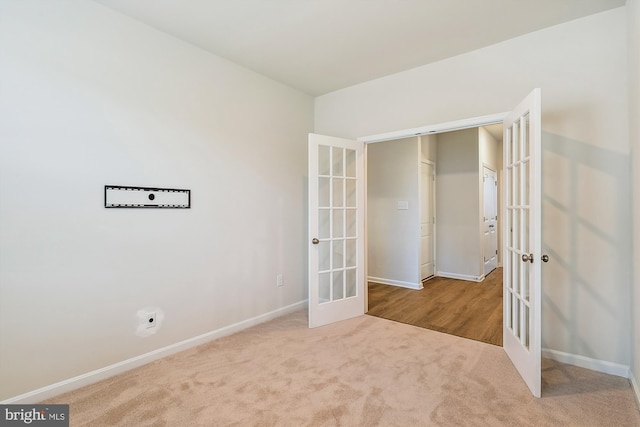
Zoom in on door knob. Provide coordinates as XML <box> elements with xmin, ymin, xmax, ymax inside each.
<box><xmin>312</xmin><ymin>238</ymin><xmax>320</xmax><ymax>245</ymax></box>
<box><xmin>521</xmin><ymin>253</ymin><xmax>534</xmax><ymax>263</ymax></box>
<box><xmin>541</xmin><ymin>254</ymin><xmax>549</xmax><ymax>263</ymax></box>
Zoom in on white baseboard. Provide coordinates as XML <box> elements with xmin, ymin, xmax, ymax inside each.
<box><xmin>631</xmin><ymin>371</ymin><xmax>640</xmax><ymax>410</ymax></box>
<box><xmin>542</xmin><ymin>348</ymin><xmax>630</xmax><ymax>378</ymax></box>
<box><xmin>2</xmin><ymin>300</ymin><xmax>307</xmax><ymax>404</ymax></box>
<box><xmin>368</xmin><ymin>276</ymin><xmax>422</xmax><ymax>290</ymax></box>
<box><xmin>436</xmin><ymin>271</ymin><xmax>484</xmax><ymax>282</ymax></box>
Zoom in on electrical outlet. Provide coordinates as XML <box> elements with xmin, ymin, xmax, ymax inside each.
<box><xmin>276</xmin><ymin>274</ymin><xmax>284</xmax><ymax>287</ymax></box>
<box><xmin>145</xmin><ymin>312</ymin><xmax>157</xmax><ymax>329</ymax></box>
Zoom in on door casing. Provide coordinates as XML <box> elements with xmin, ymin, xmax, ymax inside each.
<box><xmin>420</xmin><ymin>160</ymin><xmax>436</xmax><ymax>282</ymax></box>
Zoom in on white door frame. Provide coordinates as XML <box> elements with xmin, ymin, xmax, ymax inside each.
<box><xmin>360</xmin><ymin>113</ymin><xmax>508</xmax><ymax>144</ymax></box>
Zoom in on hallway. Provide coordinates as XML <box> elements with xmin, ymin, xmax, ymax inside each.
<box><xmin>367</xmin><ymin>268</ymin><xmax>503</xmax><ymax>345</ymax></box>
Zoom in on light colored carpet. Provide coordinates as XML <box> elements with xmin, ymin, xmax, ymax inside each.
<box><xmin>45</xmin><ymin>310</ymin><xmax>640</xmax><ymax>426</ymax></box>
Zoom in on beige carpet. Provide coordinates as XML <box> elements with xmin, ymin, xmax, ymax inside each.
<box><xmin>45</xmin><ymin>310</ymin><xmax>640</xmax><ymax>426</ymax></box>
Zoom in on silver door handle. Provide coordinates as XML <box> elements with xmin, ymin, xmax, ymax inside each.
<box><xmin>312</xmin><ymin>238</ymin><xmax>320</xmax><ymax>245</ymax></box>
<box><xmin>521</xmin><ymin>253</ymin><xmax>534</xmax><ymax>263</ymax></box>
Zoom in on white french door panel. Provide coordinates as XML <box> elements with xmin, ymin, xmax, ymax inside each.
<box><xmin>503</xmin><ymin>89</ymin><xmax>542</xmax><ymax>397</ymax></box>
<box><xmin>308</xmin><ymin>133</ymin><xmax>365</xmax><ymax>328</ymax></box>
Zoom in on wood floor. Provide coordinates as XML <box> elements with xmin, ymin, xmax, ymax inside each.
<box><xmin>367</xmin><ymin>268</ymin><xmax>503</xmax><ymax>346</ymax></box>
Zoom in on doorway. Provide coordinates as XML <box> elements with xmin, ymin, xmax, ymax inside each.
<box><xmin>367</xmin><ymin>268</ymin><xmax>503</xmax><ymax>346</ymax></box>
<box><xmin>309</xmin><ymin>88</ymin><xmax>542</xmax><ymax>397</ymax></box>
<box><xmin>366</xmin><ymin>123</ymin><xmax>504</xmax><ymax>345</ymax></box>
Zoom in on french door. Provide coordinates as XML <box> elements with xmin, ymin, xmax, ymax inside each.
<box><xmin>308</xmin><ymin>133</ymin><xmax>365</xmax><ymax>328</ymax></box>
<box><xmin>503</xmin><ymin>88</ymin><xmax>545</xmax><ymax>397</ymax></box>
<box><xmin>307</xmin><ymin>90</ymin><xmax>544</xmax><ymax>398</ymax></box>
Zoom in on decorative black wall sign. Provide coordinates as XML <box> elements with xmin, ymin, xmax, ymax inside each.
<box><xmin>105</xmin><ymin>185</ymin><xmax>191</xmax><ymax>208</ymax></box>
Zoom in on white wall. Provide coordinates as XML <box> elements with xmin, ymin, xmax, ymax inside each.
<box><xmin>367</xmin><ymin>137</ymin><xmax>420</xmax><ymax>287</ymax></box>
<box><xmin>628</xmin><ymin>0</ymin><xmax>640</xmax><ymax>394</ymax></box>
<box><xmin>0</xmin><ymin>1</ymin><xmax>313</xmax><ymax>400</ymax></box>
<box><xmin>479</xmin><ymin>127</ymin><xmax>500</xmax><ymax>172</ymax></box>
<box><xmin>436</xmin><ymin>129</ymin><xmax>482</xmax><ymax>279</ymax></box>
<box><xmin>315</xmin><ymin>8</ymin><xmax>631</xmax><ymax>366</ymax></box>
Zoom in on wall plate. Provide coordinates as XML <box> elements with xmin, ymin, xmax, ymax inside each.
<box><xmin>105</xmin><ymin>185</ymin><xmax>190</xmax><ymax>208</ymax></box>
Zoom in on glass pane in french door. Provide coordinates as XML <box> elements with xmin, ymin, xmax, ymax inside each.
<box><xmin>506</xmin><ymin>115</ymin><xmax>531</xmax><ymax>349</ymax></box>
<box><xmin>506</xmin><ymin>114</ymin><xmax>533</xmax><ymax>350</ymax></box>
<box><xmin>317</xmin><ymin>145</ymin><xmax>358</xmax><ymax>304</ymax></box>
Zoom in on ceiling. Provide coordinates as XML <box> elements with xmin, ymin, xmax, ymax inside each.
<box><xmin>94</xmin><ymin>0</ymin><xmax>625</xmax><ymax>96</ymax></box>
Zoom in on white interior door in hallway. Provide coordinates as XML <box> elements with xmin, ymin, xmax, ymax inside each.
<box><xmin>420</xmin><ymin>161</ymin><xmax>436</xmax><ymax>281</ymax></box>
<box><xmin>483</xmin><ymin>166</ymin><xmax>498</xmax><ymax>275</ymax></box>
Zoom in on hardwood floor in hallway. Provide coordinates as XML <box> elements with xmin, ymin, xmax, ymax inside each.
<box><xmin>367</xmin><ymin>268</ymin><xmax>503</xmax><ymax>346</ymax></box>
